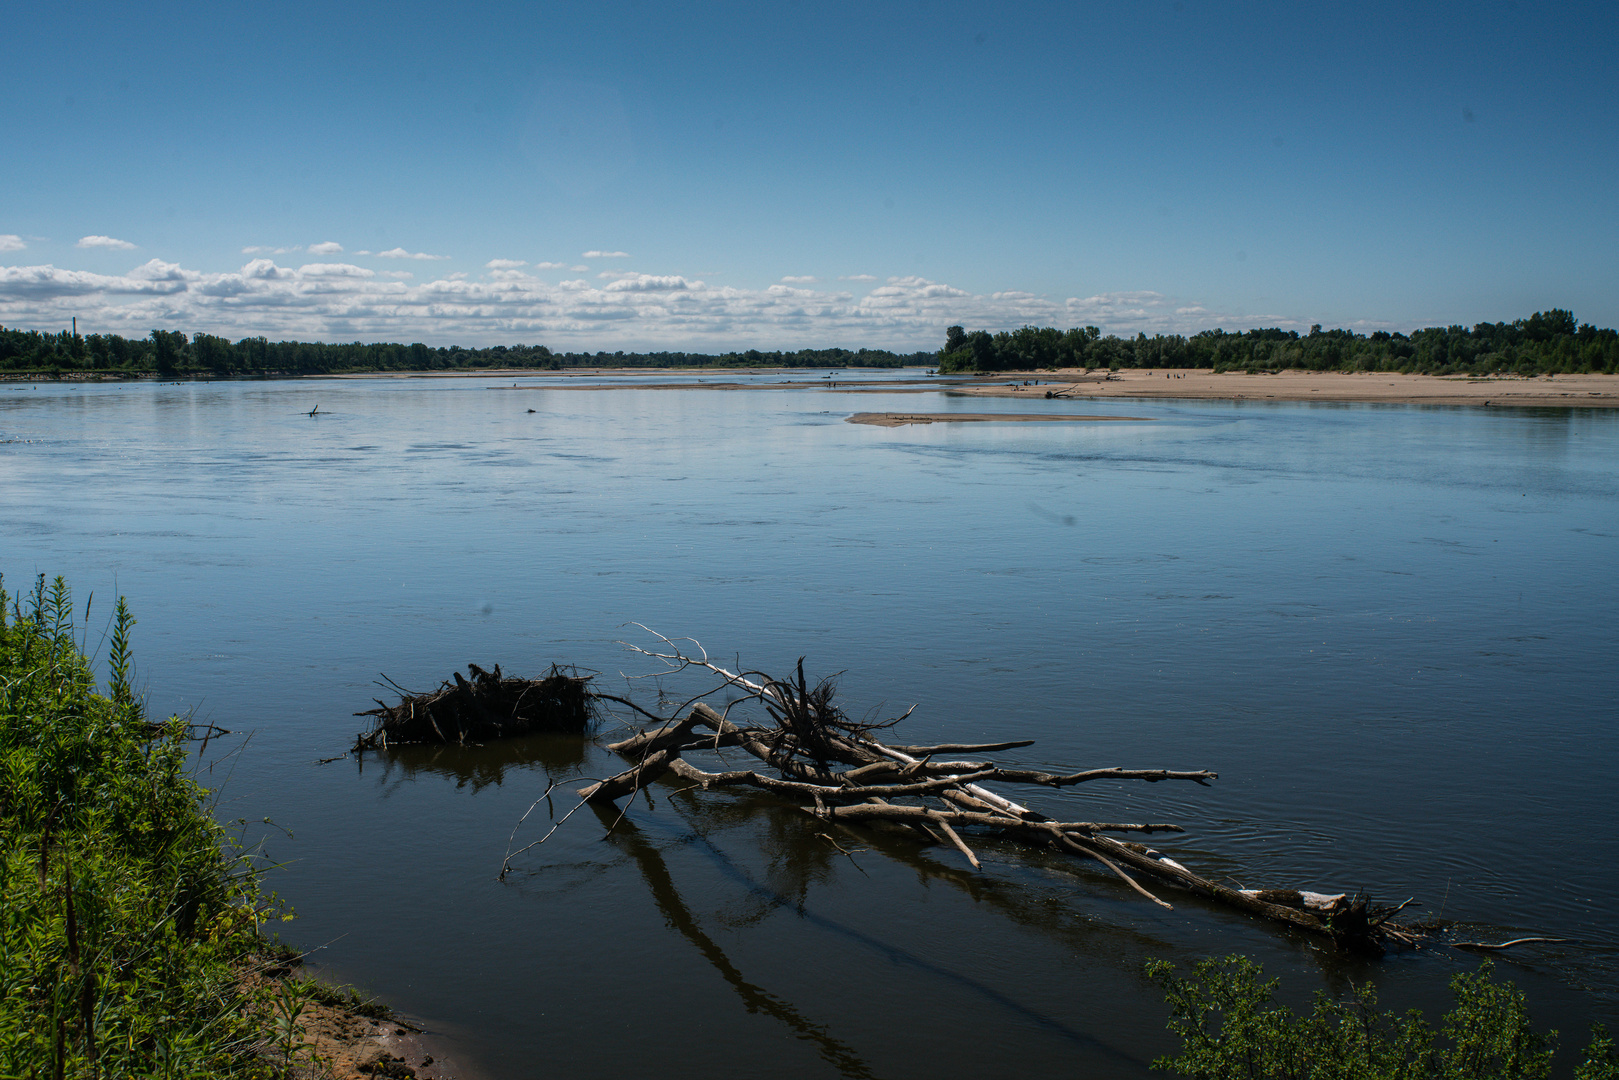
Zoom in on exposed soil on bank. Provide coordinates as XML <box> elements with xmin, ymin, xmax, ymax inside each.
<box><xmin>243</xmin><ymin>958</ymin><xmax>482</xmax><ymax>1080</ymax></box>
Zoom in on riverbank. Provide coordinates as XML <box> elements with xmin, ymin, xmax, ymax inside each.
<box><xmin>944</xmin><ymin>368</ymin><xmax>1619</xmax><ymax>407</ymax></box>
<box><xmin>0</xmin><ymin>574</ymin><xmax>470</xmax><ymax>1079</ymax></box>
<box><xmin>243</xmin><ymin>958</ymin><xmax>470</xmax><ymax>1079</ymax></box>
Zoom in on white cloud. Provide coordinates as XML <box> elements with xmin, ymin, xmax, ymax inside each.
<box><xmin>533</xmin><ymin>261</ymin><xmax>568</xmax><ymax>270</ymax></box>
<box><xmin>242</xmin><ymin>244</ymin><xmax>301</xmax><ymax>255</ymax></box>
<box><xmin>297</xmin><ymin>262</ymin><xmax>375</xmax><ymax>278</ymax></box>
<box><xmin>375</xmin><ymin>247</ymin><xmax>449</xmax><ymax>260</ymax></box>
<box><xmin>582</xmin><ymin>250</ymin><xmax>630</xmax><ymax>258</ymax></box>
<box><xmin>486</xmin><ymin>258</ymin><xmax>527</xmax><ymax>269</ymax></box>
<box><xmin>447</xmin><ymin>271</ymin><xmax>468</xmax><ymax>280</ymax></box>
<box><xmin>242</xmin><ymin>259</ymin><xmax>291</xmax><ymax>280</ymax></box>
<box><xmin>570</xmin><ymin>265</ymin><xmax>589</xmax><ymax>272</ymax></box>
<box><xmin>872</xmin><ymin>276</ymin><xmax>968</xmax><ymax>300</ymax></box>
<box><xmin>382</xmin><ymin>270</ymin><xmax>415</xmax><ymax>279</ymax></box>
<box><xmin>0</xmin><ymin>255</ymin><xmax>1298</xmax><ymax>350</ymax></box>
<box><xmin>0</xmin><ymin>235</ymin><xmax>26</xmax><ymax>252</ymax></box>
<box><xmin>781</xmin><ymin>275</ymin><xmax>817</xmax><ymax>283</ymax></box>
<box><xmin>127</xmin><ymin>259</ymin><xmax>194</xmax><ymax>282</ymax></box>
<box><xmin>78</xmin><ymin>235</ymin><xmax>136</xmax><ymax>250</ymax></box>
<box><xmin>307</xmin><ymin>240</ymin><xmax>344</xmax><ymax>255</ymax></box>
<box><xmin>603</xmin><ymin>274</ymin><xmax>699</xmax><ymax>292</ymax></box>
<box><xmin>838</xmin><ymin>274</ymin><xmax>877</xmax><ymax>282</ymax></box>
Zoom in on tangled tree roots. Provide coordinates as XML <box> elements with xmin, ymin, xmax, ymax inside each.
<box><xmin>353</xmin><ymin>663</ymin><xmax>596</xmax><ymax>750</ymax></box>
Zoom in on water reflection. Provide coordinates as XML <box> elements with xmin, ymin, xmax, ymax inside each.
<box><xmin>360</xmin><ymin>732</ymin><xmax>589</xmax><ymax>792</ymax></box>
<box><xmin>602</xmin><ymin>778</ymin><xmax>1148</xmax><ymax>1066</ymax></box>
<box><xmin>593</xmin><ymin>804</ymin><xmax>882</xmax><ymax>1080</ymax></box>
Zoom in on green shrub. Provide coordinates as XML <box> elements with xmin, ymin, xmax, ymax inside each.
<box><xmin>0</xmin><ymin>574</ymin><xmax>280</xmax><ymax>1077</ymax></box>
<box><xmin>1147</xmin><ymin>954</ymin><xmax>1616</xmax><ymax>1080</ymax></box>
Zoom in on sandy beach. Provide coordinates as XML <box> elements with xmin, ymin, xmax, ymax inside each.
<box><xmin>942</xmin><ymin>368</ymin><xmax>1619</xmax><ymax>407</ymax></box>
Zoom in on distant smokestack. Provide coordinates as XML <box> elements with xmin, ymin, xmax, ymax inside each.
<box><xmin>72</xmin><ymin>317</ymin><xmax>77</xmax><ymax>336</ymax></box>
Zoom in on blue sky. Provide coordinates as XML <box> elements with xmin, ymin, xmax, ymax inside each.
<box><xmin>3</xmin><ymin>0</ymin><xmax>1615</xmax><ymax>349</ymax></box>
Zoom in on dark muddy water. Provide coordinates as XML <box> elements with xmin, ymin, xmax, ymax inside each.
<box><xmin>2</xmin><ymin>373</ymin><xmax>1615</xmax><ymax>1077</ymax></box>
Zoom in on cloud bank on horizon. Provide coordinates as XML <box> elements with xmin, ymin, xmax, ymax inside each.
<box><xmin>0</xmin><ymin>254</ymin><xmax>1293</xmax><ymax>349</ymax></box>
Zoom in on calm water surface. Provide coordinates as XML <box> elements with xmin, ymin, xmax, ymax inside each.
<box><xmin>2</xmin><ymin>374</ymin><xmax>1615</xmax><ymax>1078</ymax></box>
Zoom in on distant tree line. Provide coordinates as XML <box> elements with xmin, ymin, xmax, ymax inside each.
<box><xmin>937</xmin><ymin>310</ymin><xmax>1619</xmax><ymax>376</ymax></box>
<box><xmin>0</xmin><ymin>327</ymin><xmax>929</xmax><ymax>376</ymax></box>
<box><xmin>7</xmin><ymin>311</ymin><xmax>1614</xmax><ymax>378</ymax></box>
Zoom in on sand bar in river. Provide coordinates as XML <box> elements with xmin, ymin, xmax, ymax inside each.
<box><xmin>847</xmin><ymin>411</ymin><xmax>1152</xmax><ymax>426</ymax></box>
<box><xmin>946</xmin><ymin>368</ymin><xmax>1619</xmax><ymax>407</ymax></box>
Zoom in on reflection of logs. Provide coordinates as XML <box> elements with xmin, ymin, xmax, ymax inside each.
<box><xmin>597</xmin><ymin>807</ymin><xmax>880</xmax><ymax>1080</ymax></box>
<box><xmin>508</xmin><ymin>636</ymin><xmax>1426</xmax><ymax>954</ymax></box>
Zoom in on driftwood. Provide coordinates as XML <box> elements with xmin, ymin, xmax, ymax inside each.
<box><xmin>498</xmin><ymin>632</ymin><xmax>1429</xmax><ymax>954</ymax></box>
<box><xmin>353</xmin><ymin>663</ymin><xmax>596</xmax><ymax>750</ymax></box>
<box><xmin>1451</xmin><ymin>936</ymin><xmax>1570</xmax><ymax>951</ymax></box>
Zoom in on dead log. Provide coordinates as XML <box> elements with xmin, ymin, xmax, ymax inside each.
<box><xmin>577</xmin><ymin>745</ymin><xmax>684</xmax><ymax>804</ymax></box>
<box><xmin>502</xmin><ymin>634</ymin><xmax>1431</xmax><ymax>954</ymax></box>
<box><xmin>882</xmin><ymin>740</ymin><xmax>1035</xmax><ymax>754</ymax></box>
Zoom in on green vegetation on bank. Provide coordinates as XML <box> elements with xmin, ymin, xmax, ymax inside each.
<box><xmin>0</xmin><ymin>574</ymin><xmax>285</xmax><ymax>1077</ymax></box>
<box><xmin>9</xmin><ymin>307</ymin><xmax>1614</xmax><ymax>380</ymax></box>
<box><xmin>1149</xmin><ymin>955</ymin><xmax>1617</xmax><ymax>1080</ymax></box>
<box><xmin>938</xmin><ymin>310</ymin><xmax>1619</xmax><ymax>376</ymax></box>
<box><xmin>0</xmin><ymin>325</ymin><xmax>929</xmax><ymax>377</ymax></box>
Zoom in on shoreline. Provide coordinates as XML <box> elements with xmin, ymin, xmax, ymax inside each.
<box><xmin>939</xmin><ymin>368</ymin><xmax>1619</xmax><ymax>408</ymax></box>
<box><xmin>241</xmin><ymin>951</ymin><xmax>486</xmax><ymax>1080</ymax></box>
<box><xmin>5</xmin><ymin>366</ymin><xmax>1617</xmax><ymax>407</ymax></box>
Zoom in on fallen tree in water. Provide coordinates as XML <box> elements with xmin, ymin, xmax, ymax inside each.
<box><xmin>353</xmin><ymin>663</ymin><xmax>595</xmax><ymax>750</ymax></box>
<box><xmin>496</xmin><ymin>630</ymin><xmax>1429</xmax><ymax>955</ymax></box>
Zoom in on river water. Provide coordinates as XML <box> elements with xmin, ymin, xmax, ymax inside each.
<box><xmin>2</xmin><ymin>373</ymin><xmax>1615</xmax><ymax>1077</ymax></box>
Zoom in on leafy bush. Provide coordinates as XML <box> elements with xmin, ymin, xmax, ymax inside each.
<box><xmin>0</xmin><ymin>574</ymin><xmax>280</xmax><ymax>1077</ymax></box>
<box><xmin>1147</xmin><ymin>954</ymin><xmax>1617</xmax><ymax>1080</ymax></box>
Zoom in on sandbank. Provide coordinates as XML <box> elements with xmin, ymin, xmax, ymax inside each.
<box><xmin>944</xmin><ymin>368</ymin><xmax>1619</xmax><ymax>407</ymax></box>
<box><xmin>847</xmin><ymin>411</ymin><xmax>1153</xmax><ymax>426</ymax></box>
